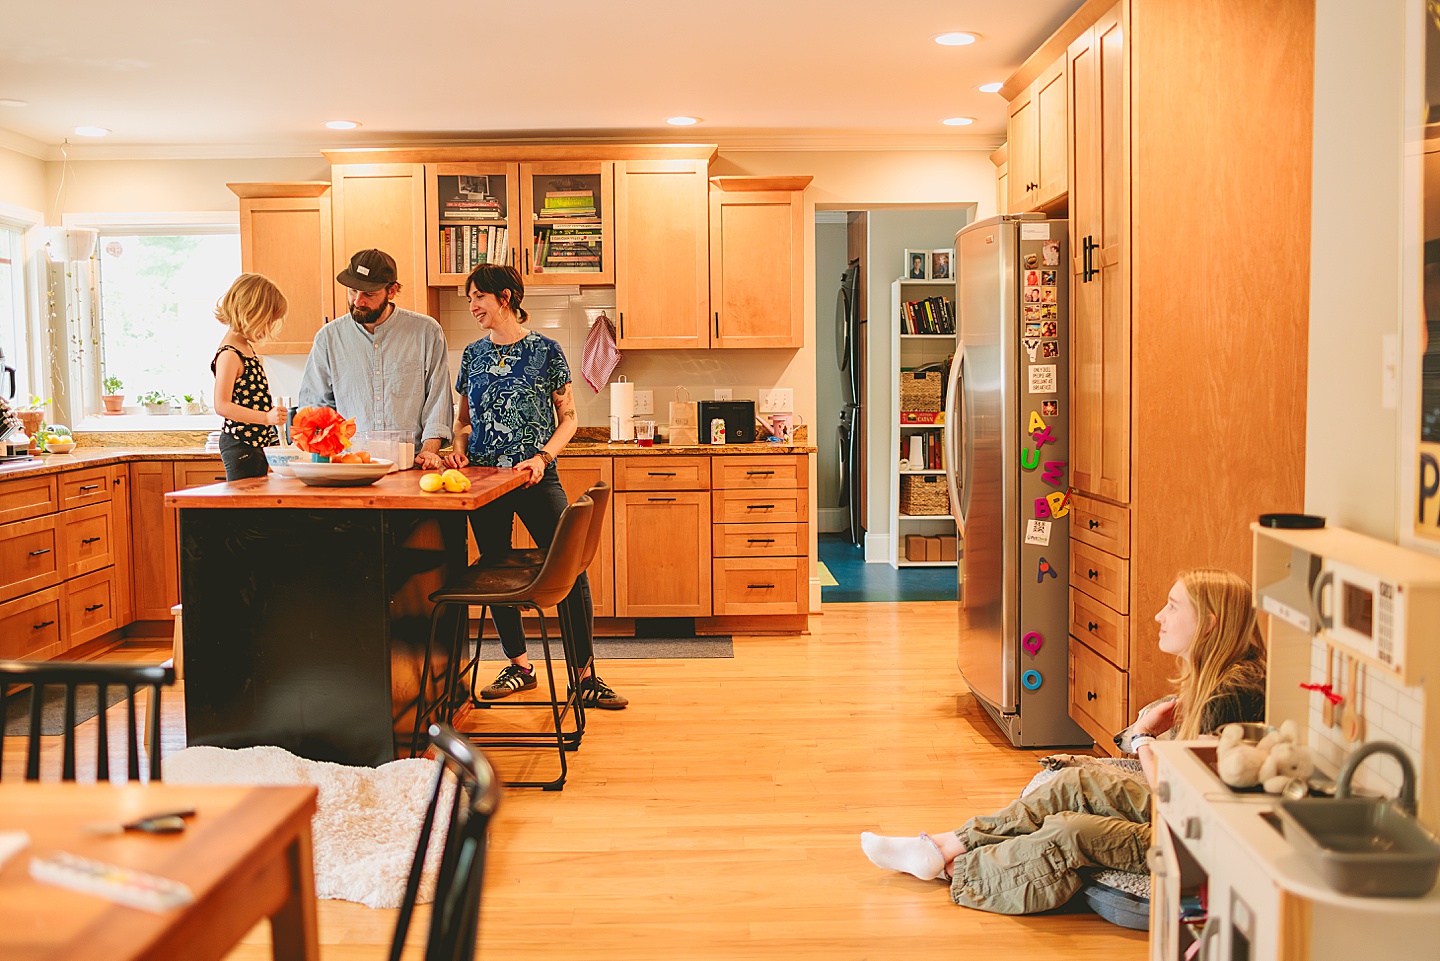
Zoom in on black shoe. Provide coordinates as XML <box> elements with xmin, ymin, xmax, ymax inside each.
<box><xmin>572</xmin><ymin>674</ymin><xmax>628</xmax><ymax>710</ymax></box>
<box><xmin>480</xmin><ymin>664</ymin><xmax>537</xmax><ymax>700</ymax></box>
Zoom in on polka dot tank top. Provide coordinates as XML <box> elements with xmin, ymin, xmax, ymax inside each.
<box><xmin>211</xmin><ymin>345</ymin><xmax>279</xmax><ymax>448</ymax></box>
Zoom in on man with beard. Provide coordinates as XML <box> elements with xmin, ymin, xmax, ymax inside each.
<box><xmin>298</xmin><ymin>249</ymin><xmax>453</xmax><ymax>470</ymax></box>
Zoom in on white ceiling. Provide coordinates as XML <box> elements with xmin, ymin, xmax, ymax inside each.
<box><xmin>0</xmin><ymin>0</ymin><xmax>1083</xmax><ymax>159</ymax></box>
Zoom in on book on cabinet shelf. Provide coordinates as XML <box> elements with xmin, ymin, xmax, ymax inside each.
<box><xmin>899</xmin><ymin>430</ymin><xmax>946</xmax><ymax>471</ymax></box>
<box><xmin>441</xmin><ymin>225</ymin><xmax>508</xmax><ymax>275</ymax></box>
<box><xmin>900</xmin><ymin>296</ymin><xmax>954</xmax><ymax>334</ymax></box>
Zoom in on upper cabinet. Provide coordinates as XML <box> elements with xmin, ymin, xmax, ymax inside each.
<box><xmin>329</xmin><ymin>163</ymin><xmax>433</xmax><ymax>316</ymax></box>
<box><xmin>424</xmin><ymin>162</ymin><xmax>520</xmax><ymax>286</ymax></box>
<box><xmin>229</xmin><ymin>183</ymin><xmax>336</xmax><ymax>355</ymax></box>
<box><xmin>520</xmin><ymin>161</ymin><xmax>615</xmax><ymax>286</ymax></box>
<box><xmin>1004</xmin><ymin>56</ymin><xmax>1068</xmax><ymax>213</ymax></box>
<box><xmin>614</xmin><ymin>159</ymin><xmax>710</xmax><ymax>349</ymax></box>
<box><xmin>708</xmin><ymin>176</ymin><xmax>810</xmax><ymax>350</ymax></box>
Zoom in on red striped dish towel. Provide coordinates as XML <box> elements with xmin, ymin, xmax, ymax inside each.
<box><xmin>581</xmin><ymin>311</ymin><xmax>622</xmax><ymax>392</ymax></box>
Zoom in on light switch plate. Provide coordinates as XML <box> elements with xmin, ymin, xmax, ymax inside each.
<box><xmin>633</xmin><ymin>390</ymin><xmax>654</xmax><ymax>415</ymax></box>
<box><xmin>714</xmin><ymin>388</ymin><xmax>733</xmax><ymax>401</ymax></box>
<box><xmin>760</xmin><ymin>388</ymin><xmax>793</xmax><ymax>412</ymax></box>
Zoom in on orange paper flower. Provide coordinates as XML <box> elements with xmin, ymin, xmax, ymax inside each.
<box><xmin>292</xmin><ymin>406</ymin><xmax>356</xmax><ymax>458</ymax></box>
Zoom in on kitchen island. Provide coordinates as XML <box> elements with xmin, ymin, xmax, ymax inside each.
<box><xmin>166</xmin><ymin>466</ymin><xmax>524</xmax><ymax>766</ymax></box>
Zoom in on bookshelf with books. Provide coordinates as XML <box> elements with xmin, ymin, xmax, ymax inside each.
<box><xmin>521</xmin><ymin>161</ymin><xmax>615</xmax><ymax>286</ymax></box>
<box><xmin>424</xmin><ymin>163</ymin><xmax>520</xmax><ymax>286</ymax></box>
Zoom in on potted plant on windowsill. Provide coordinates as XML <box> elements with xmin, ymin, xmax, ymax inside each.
<box><xmin>182</xmin><ymin>393</ymin><xmax>205</xmax><ymax>416</ymax></box>
<box><xmin>16</xmin><ymin>395</ymin><xmax>48</xmax><ymax>453</ymax></box>
<box><xmin>101</xmin><ymin>375</ymin><xmax>125</xmax><ymax>414</ymax></box>
<box><xmin>138</xmin><ymin>390</ymin><xmax>174</xmax><ymax>415</ymax></box>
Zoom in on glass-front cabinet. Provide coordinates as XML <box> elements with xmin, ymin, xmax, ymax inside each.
<box><xmin>519</xmin><ymin>161</ymin><xmax>615</xmax><ymax>286</ymax></box>
<box><xmin>425</xmin><ymin>163</ymin><xmax>520</xmax><ymax>287</ymax></box>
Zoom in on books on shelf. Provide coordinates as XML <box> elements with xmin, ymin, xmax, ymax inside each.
<box><xmin>899</xmin><ymin>429</ymin><xmax>946</xmax><ymax>470</ymax></box>
<box><xmin>440</xmin><ymin>225</ymin><xmax>508</xmax><ymax>275</ymax></box>
<box><xmin>541</xmin><ymin>187</ymin><xmax>596</xmax><ymax>219</ymax></box>
<box><xmin>532</xmin><ymin>223</ymin><xmax>602</xmax><ymax>273</ymax></box>
<box><xmin>900</xmin><ymin>296</ymin><xmax>955</xmax><ymax>334</ymax></box>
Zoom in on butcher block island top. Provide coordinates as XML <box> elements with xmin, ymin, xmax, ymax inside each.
<box><xmin>165</xmin><ymin>465</ymin><xmax>524</xmax><ymax>510</ymax></box>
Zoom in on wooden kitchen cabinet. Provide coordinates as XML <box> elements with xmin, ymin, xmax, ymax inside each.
<box><xmin>520</xmin><ymin>161</ymin><xmax>614</xmax><ymax>286</ymax></box>
<box><xmin>708</xmin><ymin>177</ymin><xmax>810</xmax><ymax>349</ymax></box>
<box><xmin>129</xmin><ymin>461</ymin><xmax>177</xmax><ymax>621</ymax></box>
<box><xmin>424</xmin><ymin>162</ymin><xmax>520</xmax><ymax>286</ymax></box>
<box><xmin>614</xmin><ymin>456</ymin><xmax>711</xmax><ymax>617</ymax></box>
<box><xmin>330</xmin><ymin>163</ymin><xmax>435</xmax><ymax>316</ymax></box>
<box><xmin>710</xmin><ymin>455</ymin><xmax>808</xmax><ymax>617</ymax></box>
<box><xmin>0</xmin><ymin>585</ymin><xmax>63</xmax><ymax>661</ymax></box>
<box><xmin>511</xmin><ymin>456</ymin><xmax>615</xmax><ymax>618</ymax></box>
<box><xmin>231</xmin><ymin>182</ymin><xmax>336</xmax><ymax>355</ymax></box>
<box><xmin>1005</xmin><ymin>56</ymin><xmax>1067</xmax><ymax>212</ymax></box>
<box><xmin>614</xmin><ymin>159</ymin><xmax>710</xmax><ymax>349</ymax></box>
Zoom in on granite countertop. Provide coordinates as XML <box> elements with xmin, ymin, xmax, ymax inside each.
<box><xmin>565</xmin><ymin>440</ymin><xmax>816</xmax><ymax>457</ymax></box>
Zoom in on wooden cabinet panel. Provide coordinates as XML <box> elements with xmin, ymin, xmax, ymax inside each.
<box><xmin>176</xmin><ymin>462</ymin><xmax>229</xmax><ymax>489</ymax></box>
<box><xmin>0</xmin><ymin>586</ymin><xmax>64</xmax><ymax>661</ymax></box>
<box><xmin>0</xmin><ymin>474</ymin><xmax>57</xmax><ymax>525</ymax></box>
<box><xmin>130</xmin><ymin>461</ymin><xmax>178</xmax><ymax>620</ymax></box>
<box><xmin>713</xmin><ymin>523</ymin><xmax>806</xmax><ymax>558</ymax></box>
<box><xmin>238</xmin><ymin>190</ymin><xmax>336</xmax><ymax>355</ymax></box>
<box><xmin>510</xmin><ymin>457</ymin><xmax>614</xmax><ymax>619</ymax></box>
<box><xmin>330</xmin><ymin>163</ymin><xmax>433</xmax><ymax>316</ymax></box>
<box><xmin>64</xmin><ymin>567</ymin><xmax>118</xmax><ymax>649</ymax></box>
<box><xmin>1070</xmin><ymin>540</ymin><xmax>1130</xmax><ymax>614</ymax></box>
<box><xmin>613</xmin><ymin>456</ymin><xmax>710</xmax><ymax>491</ymax></box>
<box><xmin>1069</xmin><ymin>493</ymin><xmax>1130</xmax><ymax>558</ymax></box>
<box><xmin>613</xmin><ymin>491</ymin><xmax>710</xmax><ymax>617</ymax></box>
<box><xmin>1070</xmin><ymin>589</ymin><xmax>1129</xmax><ymax>670</ymax></box>
<box><xmin>711</xmin><ymin>455</ymin><xmax>805</xmax><ymax>490</ymax></box>
<box><xmin>519</xmin><ymin>161</ymin><xmax>615</xmax><ymax>286</ymax></box>
<box><xmin>615</xmin><ymin>159</ymin><xmax>709</xmax><ymax>349</ymax></box>
<box><xmin>423</xmin><ymin>162</ymin><xmax>520</xmax><ymax>286</ymax></box>
<box><xmin>1007</xmin><ymin>86</ymin><xmax>1038</xmax><ymax>212</ymax></box>
<box><xmin>712</xmin><ymin>557</ymin><xmax>807</xmax><ymax>616</ymax></box>
<box><xmin>1035</xmin><ymin>57</ymin><xmax>1068</xmax><ymax>206</ymax></box>
<box><xmin>59</xmin><ymin>501</ymin><xmax>114</xmax><ymax>580</ymax></box>
<box><xmin>711</xmin><ymin>487</ymin><xmax>807</xmax><ymax>526</ymax></box>
<box><xmin>110</xmin><ymin>465</ymin><xmax>133</xmax><ymax>627</ymax></box>
<box><xmin>708</xmin><ymin>178</ymin><xmax>808</xmax><ymax>349</ymax></box>
<box><xmin>1069</xmin><ymin>636</ymin><xmax>1129</xmax><ymax>745</ymax></box>
<box><xmin>0</xmin><ymin>514</ymin><xmax>61</xmax><ymax>603</ymax></box>
<box><xmin>57</xmin><ymin>466</ymin><xmax>111</xmax><ymax>511</ymax></box>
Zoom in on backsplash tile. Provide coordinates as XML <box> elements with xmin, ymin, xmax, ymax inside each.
<box><xmin>1305</xmin><ymin>638</ymin><xmax>1423</xmax><ymax>799</ymax></box>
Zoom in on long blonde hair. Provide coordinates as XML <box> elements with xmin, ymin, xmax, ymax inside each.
<box><xmin>1169</xmin><ymin>569</ymin><xmax>1266</xmax><ymax>740</ymax></box>
<box><xmin>215</xmin><ymin>273</ymin><xmax>287</xmax><ymax>344</ymax></box>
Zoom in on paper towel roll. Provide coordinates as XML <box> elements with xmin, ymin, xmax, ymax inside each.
<box><xmin>908</xmin><ymin>434</ymin><xmax>925</xmax><ymax>466</ymax></box>
<box><xmin>609</xmin><ymin>378</ymin><xmax>634</xmax><ymax>442</ymax></box>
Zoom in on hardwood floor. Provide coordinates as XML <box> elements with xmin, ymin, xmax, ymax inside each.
<box><xmin>5</xmin><ymin>603</ymin><xmax>1146</xmax><ymax>959</ymax></box>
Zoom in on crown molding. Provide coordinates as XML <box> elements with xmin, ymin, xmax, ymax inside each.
<box><xmin>0</xmin><ymin>125</ymin><xmax>53</xmax><ymax>161</ymax></box>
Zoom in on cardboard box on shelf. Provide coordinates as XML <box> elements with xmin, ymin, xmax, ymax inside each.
<box><xmin>925</xmin><ymin>536</ymin><xmax>942</xmax><ymax>561</ymax></box>
<box><xmin>906</xmin><ymin>535</ymin><xmax>928</xmax><ymax>562</ymax></box>
<box><xmin>939</xmin><ymin>535</ymin><xmax>958</xmax><ymax>561</ymax></box>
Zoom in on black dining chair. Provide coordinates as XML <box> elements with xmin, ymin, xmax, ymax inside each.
<box><xmin>0</xmin><ymin>661</ymin><xmax>175</xmax><ymax>782</ymax></box>
<box><xmin>389</xmin><ymin>722</ymin><xmax>501</xmax><ymax>961</ymax></box>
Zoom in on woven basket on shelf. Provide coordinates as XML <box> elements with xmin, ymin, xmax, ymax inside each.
<box><xmin>900</xmin><ymin>474</ymin><xmax>950</xmax><ymax>515</ymax></box>
<box><xmin>899</xmin><ymin>370</ymin><xmax>943</xmax><ymax>412</ymax></box>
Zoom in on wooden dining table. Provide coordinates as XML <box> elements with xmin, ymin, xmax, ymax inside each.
<box><xmin>0</xmin><ymin>781</ymin><xmax>319</xmax><ymax>961</ymax></box>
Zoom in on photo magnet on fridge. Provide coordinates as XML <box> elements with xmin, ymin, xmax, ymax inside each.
<box><xmin>1042</xmin><ymin>341</ymin><xmax>1059</xmax><ymax>359</ymax></box>
<box><xmin>1024</xmin><ymin>519</ymin><xmax>1052</xmax><ymax>546</ymax></box>
<box><xmin>1041</xmin><ymin>270</ymin><xmax>1057</xmax><ymax>285</ymax></box>
<box><xmin>1040</xmin><ymin>321</ymin><xmax>1058</xmax><ymax>338</ymax></box>
<box><xmin>1042</xmin><ymin>241</ymin><xmax>1061</xmax><ymax>266</ymax></box>
<box><xmin>1023</xmin><ymin>252</ymin><xmax>1040</xmax><ymax>269</ymax></box>
<box><xmin>1024</xmin><ymin>321</ymin><xmax>1042</xmax><ymax>337</ymax></box>
<box><xmin>1042</xmin><ymin>400</ymin><xmax>1058</xmax><ymax>416</ymax></box>
<box><xmin>1023</xmin><ymin>338</ymin><xmax>1040</xmax><ymax>361</ymax></box>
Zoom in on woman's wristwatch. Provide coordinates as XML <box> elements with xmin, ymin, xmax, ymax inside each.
<box><xmin>538</xmin><ymin>450</ymin><xmax>555</xmax><ymax>466</ymax></box>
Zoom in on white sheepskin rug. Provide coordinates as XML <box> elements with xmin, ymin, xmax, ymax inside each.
<box><xmin>165</xmin><ymin>745</ymin><xmax>454</xmax><ymax>908</ymax></box>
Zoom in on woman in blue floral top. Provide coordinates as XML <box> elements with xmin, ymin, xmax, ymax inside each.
<box><xmin>443</xmin><ymin>263</ymin><xmax>627</xmax><ymax>710</ymax></box>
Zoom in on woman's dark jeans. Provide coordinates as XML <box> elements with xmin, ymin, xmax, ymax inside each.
<box><xmin>467</xmin><ymin>463</ymin><xmax>594</xmax><ymax>667</ymax></box>
<box><xmin>218</xmin><ymin>433</ymin><xmax>269</xmax><ymax>481</ymax></box>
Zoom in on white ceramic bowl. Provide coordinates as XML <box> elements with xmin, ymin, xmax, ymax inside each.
<box><xmin>289</xmin><ymin>458</ymin><xmax>394</xmax><ymax>487</ymax></box>
<box><xmin>263</xmin><ymin>446</ymin><xmax>307</xmax><ymax>477</ymax></box>
<box><xmin>45</xmin><ymin>440</ymin><xmax>77</xmax><ymax>454</ymax></box>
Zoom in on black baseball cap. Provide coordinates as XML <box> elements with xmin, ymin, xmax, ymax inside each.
<box><xmin>336</xmin><ymin>249</ymin><xmax>398</xmax><ymax>292</ymax></box>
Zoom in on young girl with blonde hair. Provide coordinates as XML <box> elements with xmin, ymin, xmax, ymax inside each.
<box><xmin>860</xmin><ymin>568</ymin><xmax>1266</xmax><ymax>915</ymax></box>
<box><xmin>211</xmin><ymin>273</ymin><xmax>289</xmax><ymax>481</ymax></box>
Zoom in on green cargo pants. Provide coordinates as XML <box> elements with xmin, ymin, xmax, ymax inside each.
<box><xmin>948</xmin><ymin>766</ymin><xmax>1152</xmax><ymax>914</ymax></box>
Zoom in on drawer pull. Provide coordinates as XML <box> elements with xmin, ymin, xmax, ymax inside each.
<box><xmin>32</xmin><ymin>619</ymin><xmax>55</xmax><ymax>630</ymax></box>
<box><xmin>213</xmin><ymin>475</ymin><xmax>225</xmax><ymax>481</ymax></box>
<box><xmin>647</xmin><ymin>471</ymin><xmax>677</xmax><ymax>477</ymax></box>
<box><xmin>81</xmin><ymin>536</ymin><xmax>102</xmax><ymax>545</ymax></box>
<box><xmin>1087</xmin><ymin>569</ymin><xmax>1098</xmax><ymax>579</ymax></box>
<box><xmin>648</xmin><ymin>497</ymin><xmax>676</xmax><ymax>503</ymax></box>
<box><xmin>746</xmin><ymin>583</ymin><xmax>776</xmax><ymax>590</ymax></box>
<box><xmin>747</xmin><ymin>538</ymin><xmax>776</xmax><ymax>544</ymax></box>
<box><xmin>78</xmin><ymin>484</ymin><xmax>101</xmax><ymax>492</ymax></box>
<box><xmin>28</xmin><ymin>548</ymin><xmax>51</xmax><ymax>557</ymax></box>
<box><xmin>746</xmin><ymin>504</ymin><xmax>776</xmax><ymax>510</ymax></box>
<box><xmin>1086</xmin><ymin>691</ymin><xmax>1097</xmax><ymax>701</ymax></box>
<box><xmin>1087</xmin><ymin>621</ymin><xmax>1098</xmax><ymax>631</ymax></box>
<box><xmin>746</xmin><ymin>470</ymin><xmax>775</xmax><ymax>476</ymax></box>
<box><xmin>1088</xmin><ymin>519</ymin><xmax>1100</xmax><ymax>529</ymax></box>
<box><xmin>84</xmin><ymin>603</ymin><xmax>105</xmax><ymax>613</ymax></box>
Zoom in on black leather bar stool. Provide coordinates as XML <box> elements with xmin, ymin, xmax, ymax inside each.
<box><xmin>415</xmin><ymin>495</ymin><xmax>593</xmax><ymax>790</ymax></box>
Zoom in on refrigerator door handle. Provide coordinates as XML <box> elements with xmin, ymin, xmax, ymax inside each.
<box><xmin>944</xmin><ymin>345</ymin><xmax>968</xmax><ymax>533</ymax></box>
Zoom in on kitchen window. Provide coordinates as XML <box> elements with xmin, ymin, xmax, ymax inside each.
<box><xmin>0</xmin><ymin>223</ymin><xmax>29</xmax><ymax>401</ymax></box>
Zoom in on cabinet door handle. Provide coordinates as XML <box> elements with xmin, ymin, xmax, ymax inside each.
<box><xmin>746</xmin><ymin>504</ymin><xmax>776</xmax><ymax>510</ymax></box>
<box><xmin>647</xmin><ymin>471</ymin><xmax>677</xmax><ymax>477</ymax></box>
<box><xmin>747</xmin><ymin>538</ymin><xmax>775</xmax><ymax>544</ymax></box>
<box><xmin>747</xmin><ymin>583</ymin><xmax>776</xmax><ymax>590</ymax></box>
<box><xmin>81</xmin><ymin>536</ymin><xmax>101</xmax><ymax>545</ymax></box>
<box><xmin>32</xmin><ymin>619</ymin><xmax>55</xmax><ymax>630</ymax></box>
<box><xmin>618</xmin><ymin>311</ymin><xmax>624</xmax><ymax>339</ymax></box>
<box><xmin>647</xmin><ymin>497</ymin><xmax>676</xmax><ymax>503</ymax></box>
<box><xmin>78</xmin><ymin>484</ymin><xmax>100</xmax><ymax>492</ymax></box>
<box><xmin>746</xmin><ymin>470</ymin><xmax>775</xmax><ymax>476</ymax></box>
<box><xmin>1087</xmin><ymin>621</ymin><xmax>1098</xmax><ymax>631</ymax></box>
<box><xmin>1087</xmin><ymin>569</ymin><xmax>1098</xmax><ymax>579</ymax></box>
<box><xmin>84</xmin><ymin>603</ymin><xmax>105</xmax><ymax>613</ymax></box>
<box><xmin>213</xmin><ymin>475</ymin><xmax>225</xmax><ymax>481</ymax></box>
<box><xmin>714</xmin><ymin>311</ymin><xmax>720</xmax><ymax>338</ymax></box>
<box><xmin>1088</xmin><ymin>519</ymin><xmax>1100</xmax><ymax>529</ymax></box>
<box><xmin>29</xmin><ymin>548</ymin><xmax>51</xmax><ymax>556</ymax></box>
<box><xmin>1086</xmin><ymin>690</ymin><xmax>1097</xmax><ymax>701</ymax></box>
<box><xmin>525</xmin><ymin>247</ymin><xmax>531</xmax><ymax>274</ymax></box>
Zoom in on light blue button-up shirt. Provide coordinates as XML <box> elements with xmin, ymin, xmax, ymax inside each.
<box><xmin>298</xmin><ymin>307</ymin><xmax>453</xmax><ymax>451</ymax></box>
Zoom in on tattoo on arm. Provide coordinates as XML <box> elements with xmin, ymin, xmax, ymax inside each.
<box><xmin>553</xmin><ymin>383</ymin><xmax>577</xmax><ymax>422</ymax></box>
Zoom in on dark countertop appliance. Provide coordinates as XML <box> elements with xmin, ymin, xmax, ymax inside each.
<box><xmin>697</xmin><ymin>400</ymin><xmax>756</xmax><ymax>444</ymax></box>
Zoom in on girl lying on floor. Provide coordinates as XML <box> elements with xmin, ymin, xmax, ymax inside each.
<box><xmin>860</xmin><ymin>568</ymin><xmax>1266</xmax><ymax>915</ymax></box>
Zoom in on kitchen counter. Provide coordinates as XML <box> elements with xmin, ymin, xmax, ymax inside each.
<box><xmin>0</xmin><ymin>447</ymin><xmax>218</xmax><ymax>480</ymax></box>
<box><xmin>566</xmin><ymin>440</ymin><xmax>816</xmax><ymax>456</ymax></box>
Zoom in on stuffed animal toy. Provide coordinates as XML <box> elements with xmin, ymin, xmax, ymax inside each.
<box><xmin>1258</xmin><ymin>720</ymin><xmax>1314</xmax><ymax>794</ymax></box>
<box><xmin>1215</xmin><ymin>724</ymin><xmax>1269</xmax><ymax>789</ymax></box>
<box><xmin>1215</xmin><ymin>721</ymin><xmax>1313</xmax><ymax>792</ymax></box>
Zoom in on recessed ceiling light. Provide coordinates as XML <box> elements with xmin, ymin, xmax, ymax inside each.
<box><xmin>0</xmin><ymin>99</ymin><xmax>29</xmax><ymax>108</ymax></box>
<box><xmin>325</xmin><ymin>120</ymin><xmax>360</xmax><ymax>130</ymax></box>
<box><xmin>933</xmin><ymin>32</ymin><xmax>978</xmax><ymax>46</ymax></box>
<box><xmin>977</xmin><ymin>82</ymin><xmax>1004</xmax><ymax>94</ymax></box>
<box><xmin>942</xmin><ymin>117</ymin><xmax>975</xmax><ymax>126</ymax></box>
<box><xmin>74</xmin><ymin>125</ymin><xmax>109</xmax><ymax>137</ymax></box>
<box><xmin>666</xmin><ymin>116</ymin><xmax>701</xmax><ymax>126</ymax></box>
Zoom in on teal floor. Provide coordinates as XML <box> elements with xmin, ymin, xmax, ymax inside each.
<box><xmin>819</xmin><ymin>533</ymin><xmax>958</xmax><ymax>603</ymax></box>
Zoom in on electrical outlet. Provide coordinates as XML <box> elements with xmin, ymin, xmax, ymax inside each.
<box><xmin>633</xmin><ymin>390</ymin><xmax>654</xmax><ymax>415</ymax></box>
<box><xmin>714</xmin><ymin>388</ymin><xmax>733</xmax><ymax>401</ymax></box>
<box><xmin>759</xmin><ymin>388</ymin><xmax>793</xmax><ymax>412</ymax></box>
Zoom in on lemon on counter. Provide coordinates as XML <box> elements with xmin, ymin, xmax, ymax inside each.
<box><xmin>441</xmin><ymin>469</ymin><xmax>471</xmax><ymax>493</ymax></box>
<box><xmin>419</xmin><ymin>472</ymin><xmax>444</xmax><ymax>492</ymax></box>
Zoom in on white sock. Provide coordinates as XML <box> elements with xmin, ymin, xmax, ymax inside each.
<box><xmin>860</xmin><ymin>832</ymin><xmax>947</xmax><ymax>881</ymax></box>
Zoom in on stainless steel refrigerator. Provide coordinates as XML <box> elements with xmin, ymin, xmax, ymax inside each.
<box><xmin>835</xmin><ymin>262</ymin><xmax>864</xmax><ymax>546</ymax></box>
<box><xmin>943</xmin><ymin>215</ymin><xmax>1089</xmax><ymax>748</ymax></box>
